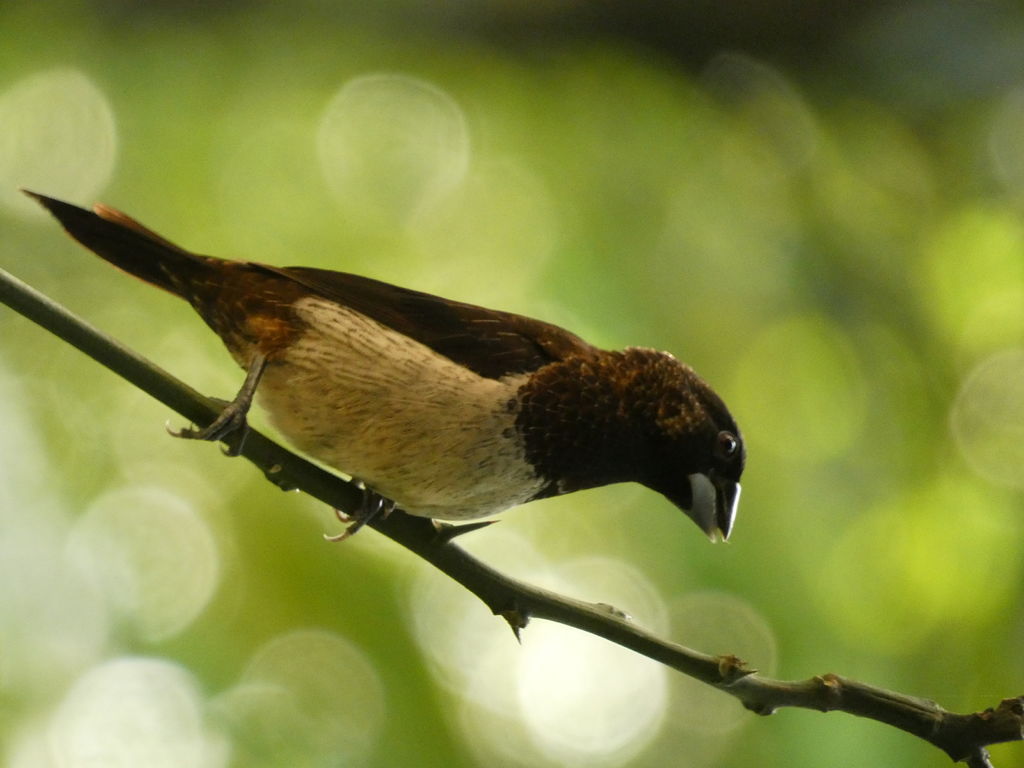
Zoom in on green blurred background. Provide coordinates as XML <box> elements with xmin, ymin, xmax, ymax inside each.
<box><xmin>2</xmin><ymin>1</ymin><xmax>1024</xmax><ymax>766</ymax></box>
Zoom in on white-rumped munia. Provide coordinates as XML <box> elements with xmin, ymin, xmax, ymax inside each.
<box><xmin>27</xmin><ymin>191</ymin><xmax>745</xmax><ymax>541</ymax></box>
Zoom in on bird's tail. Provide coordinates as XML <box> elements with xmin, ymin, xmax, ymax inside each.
<box><xmin>24</xmin><ymin>190</ymin><xmax>215</xmax><ymax>300</ymax></box>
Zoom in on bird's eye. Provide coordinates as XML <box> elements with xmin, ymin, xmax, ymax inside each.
<box><xmin>715</xmin><ymin>430</ymin><xmax>739</xmax><ymax>460</ymax></box>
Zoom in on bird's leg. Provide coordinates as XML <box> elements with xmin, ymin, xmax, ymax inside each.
<box><xmin>170</xmin><ymin>352</ymin><xmax>268</xmax><ymax>457</ymax></box>
<box><xmin>325</xmin><ymin>482</ymin><xmax>397</xmax><ymax>541</ymax></box>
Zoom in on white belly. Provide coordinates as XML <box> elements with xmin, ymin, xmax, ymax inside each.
<box><xmin>253</xmin><ymin>296</ymin><xmax>546</xmax><ymax>519</ymax></box>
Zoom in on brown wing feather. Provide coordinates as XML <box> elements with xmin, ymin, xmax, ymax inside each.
<box><xmin>251</xmin><ymin>265</ymin><xmax>599</xmax><ymax>379</ymax></box>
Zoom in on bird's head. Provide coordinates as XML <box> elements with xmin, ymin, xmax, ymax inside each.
<box><xmin>625</xmin><ymin>350</ymin><xmax>745</xmax><ymax>541</ymax></box>
<box><xmin>516</xmin><ymin>347</ymin><xmax>745</xmax><ymax>540</ymax></box>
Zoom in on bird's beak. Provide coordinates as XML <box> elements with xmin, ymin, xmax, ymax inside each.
<box><xmin>686</xmin><ymin>472</ymin><xmax>741</xmax><ymax>542</ymax></box>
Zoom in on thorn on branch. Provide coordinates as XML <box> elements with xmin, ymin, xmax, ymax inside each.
<box><xmin>815</xmin><ymin>673</ymin><xmax>844</xmax><ymax>710</ymax></box>
<box><xmin>432</xmin><ymin>519</ymin><xmax>499</xmax><ymax>544</ymax></box>
<box><xmin>742</xmin><ymin>698</ymin><xmax>778</xmax><ymax>717</ymax></box>
<box><xmin>500</xmin><ymin>606</ymin><xmax>529</xmax><ymax>642</ymax></box>
<box><xmin>262</xmin><ymin>463</ymin><xmax>298</xmax><ymax>491</ymax></box>
<box><xmin>593</xmin><ymin>602</ymin><xmax>631</xmax><ymax>621</ymax></box>
<box><xmin>717</xmin><ymin>654</ymin><xmax>756</xmax><ymax>684</ymax></box>
<box><xmin>997</xmin><ymin>695</ymin><xmax>1024</xmax><ymax>723</ymax></box>
<box><xmin>961</xmin><ymin>747</ymin><xmax>994</xmax><ymax>768</ymax></box>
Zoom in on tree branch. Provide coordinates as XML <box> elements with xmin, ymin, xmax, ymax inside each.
<box><xmin>2</xmin><ymin>265</ymin><xmax>1022</xmax><ymax>764</ymax></box>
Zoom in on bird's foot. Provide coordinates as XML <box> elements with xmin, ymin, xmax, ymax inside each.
<box><xmin>168</xmin><ymin>353</ymin><xmax>268</xmax><ymax>457</ymax></box>
<box><xmin>325</xmin><ymin>484</ymin><xmax>396</xmax><ymax>541</ymax></box>
<box><xmin>169</xmin><ymin>397</ymin><xmax>252</xmax><ymax>455</ymax></box>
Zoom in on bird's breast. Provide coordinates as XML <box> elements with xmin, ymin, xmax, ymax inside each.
<box><xmin>252</xmin><ymin>296</ymin><xmax>546</xmax><ymax>519</ymax></box>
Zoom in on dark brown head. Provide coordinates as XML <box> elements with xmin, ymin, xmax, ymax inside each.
<box><xmin>516</xmin><ymin>347</ymin><xmax>745</xmax><ymax>540</ymax></box>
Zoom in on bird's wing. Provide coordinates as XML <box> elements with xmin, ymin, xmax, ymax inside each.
<box><xmin>252</xmin><ymin>264</ymin><xmax>599</xmax><ymax>380</ymax></box>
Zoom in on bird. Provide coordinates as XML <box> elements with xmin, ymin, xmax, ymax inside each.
<box><xmin>26</xmin><ymin>190</ymin><xmax>745</xmax><ymax>541</ymax></box>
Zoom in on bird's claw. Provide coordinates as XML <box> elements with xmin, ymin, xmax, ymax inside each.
<box><xmin>167</xmin><ymin>354</ymin><xmax>266</xmax><ymax>456</ymax></box>
<box><xmin>324</xmin><ymin>486</ymin><xmax>396</xmax><ymax>541</ymax></box>
<box><xmin>167</xmin><ymin>398</ymin><xmax>251</xmax><ymax>456</ymax></box>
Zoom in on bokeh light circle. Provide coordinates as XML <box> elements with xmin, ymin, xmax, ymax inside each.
<box><xmin>406</xmin><ymin>528</ymin><xmax>545</xmax><ymax>694</ymax></box>
<box><xmin>517</xmin><ymin>622</ymin><xmax>667</xmax><ymax>766</ymax></box>
<box><xmin>69</xmin><ymin>485</ymin><xmax>221</xmax><ymax>642</ymax></box>
<box><xmin>950</xmin><ymin>347</ymin><xmax>1024</xmax><ymax>489</ymax></box>
<box><xmin>317</xmin><ymin>72</ymin><xmax>469</xmax><ymax>224</ymax></box>
<box><xmin>210</xmin><ymin>629</ymin><xmax>386</xmax><ymax>767</ymax></box>
<box><xmin>47</xmin><ymin>657</ymin><xmax>223</xmax><ymax>768</ymax></box>
<box><xmin>408</xmin><ymin>540</ymin><xmax>671</xmax><ymax>767</ymax></box>
<box><xmin>989</xmin><ymin>87</ymin><xmax>1024</xmax><ymax>195</ymax></box>
<box><xmin>0</xmin><ymin>68</ymin><xmax>117</xmax><ymax>216</ymax></box>
<box><xmin>668</xmin><ymin>591</ymin><xmax>777</xmax><ymax>734</ymax></box>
